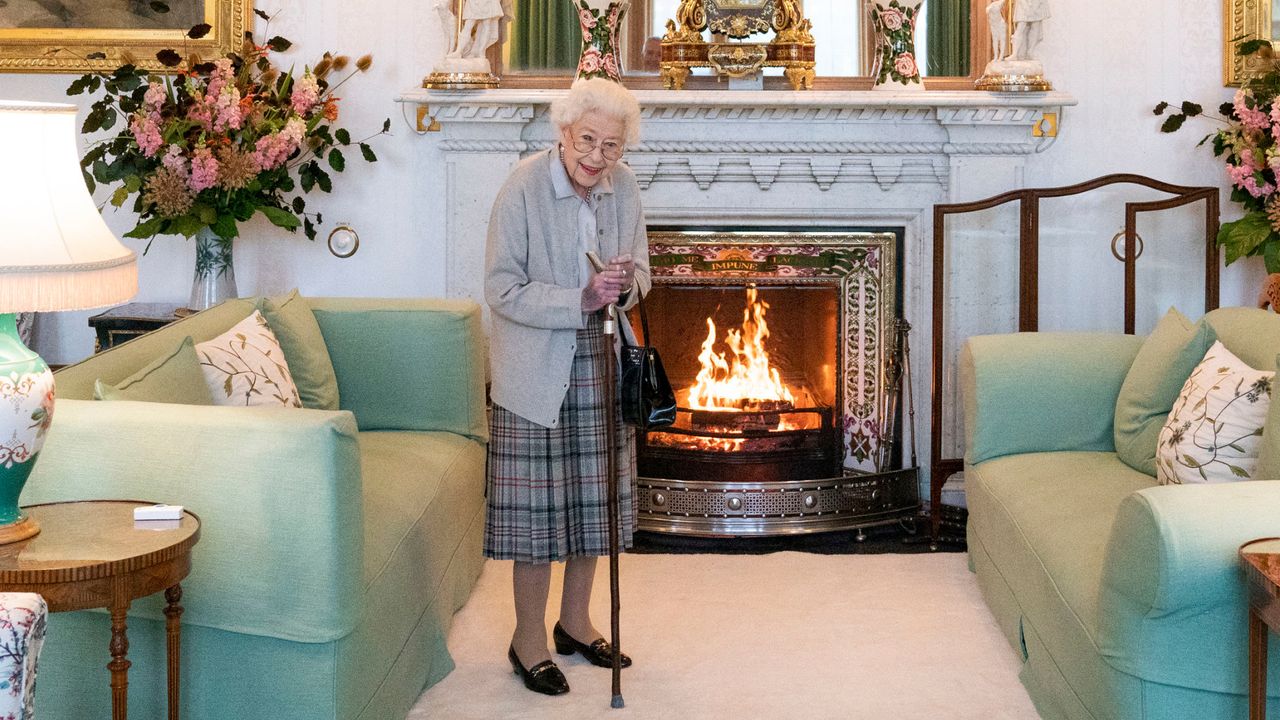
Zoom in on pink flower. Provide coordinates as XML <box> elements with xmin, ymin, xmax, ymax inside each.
<box><xmin>880</xmin><ymin>8</ymin><xmax>904</xmax><ymax>31</ymax></box>
<box><xmin>602</xmin><ymin>52</ymin><xmax>619</xmax><ymax>80</ymax></box>
<box><xmin>579</xmin><ymin>47</ymin><xmax>603</xmax><ymax>75</ymax></box>
<box><xmin>143</xmin><ymin>81</ymin><xmax>166</xmax><ymax>114</ymax></box>
<box><xmin>607</xmin><ymin>4</ymin><xmax>621</xmax><ymax>32</ymax></box>
<box><xmin>129</xmin><ymin>114</ymin><xmax>163</xmax><ymax>157</ymax></box>
<box><xmin>1235</xmin><ymin>89</ymin><xmax>1271</xmax><ymax>132</ymax></box>
<box><xmin>578</xmin><ymin>7</ymin><xmax>597</xmax><ymax>30</ymax></box>
<box><xmin>162</xmin><ymin>145</ymin><xmax>188</xmax><ymax>177</ymax></box>
<box><xmin>893</xmin><ymin>52</ymin><xmax>918</xmax><ymax>78</ymax></box>
<box><xmin>290</xmin><ymin>73</ymin><xmax>321</xmax><ymax>115</ymax></box>
<box><xmin>583</xmin><ymin>27</ymin><xmax>593</xmax><ymax>44</ymax></box>
<box><xmin>189</xmin><ymin>146</ymin><xmax>219</xmax><ymax>192</ymax></box>
<box><xmin>251</xmin><ymin>117</ymin><xmax>307</xmax><ymax>171</ymax></box>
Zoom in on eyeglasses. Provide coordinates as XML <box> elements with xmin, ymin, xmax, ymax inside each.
<box><xmin>570</xmin><ymin>133</ymin><xmax>625</xmax><ymax>161</ymax></box>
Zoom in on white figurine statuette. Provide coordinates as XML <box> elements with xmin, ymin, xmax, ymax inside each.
<box><xmin>424</xmin><ymin>0</ymin><xmax>514</xmax><ymax>90</ymax></box>
<box><xmin>976</xmin><ymin>0</ymin><xmax>1052</xmax><ymax>92</ymax></box>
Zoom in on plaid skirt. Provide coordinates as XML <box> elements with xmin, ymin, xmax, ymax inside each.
<box><xmin>483</xmin><ymin>321</ymin><xmax>637</xmax><ymax>563</ymax></box>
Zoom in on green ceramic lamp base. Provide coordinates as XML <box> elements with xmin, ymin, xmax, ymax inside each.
<box><xmin>0</xmin><ymin>312</ymin><xmax>53</xmax><ymax>544</ymax></box>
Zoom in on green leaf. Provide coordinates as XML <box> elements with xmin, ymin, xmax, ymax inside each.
<box><xmin>304</xmin><ymin>217</ymin><xmax>316</xmax><ymax>240</ymax></box>
<box><xmin>1227</xmin><ymin>464</ymin><xmax>1251</xmax><ymax>478</ymax></box>
<box><xmin>1152</xmin><ymin>101</ymin><xmax>1169</xmax><ymax>115</ymax></box>
<box><xmin>1160</xmin><ymin>114</ymin><xmax>1187</xmax><ymax>133</ymax></box>
<box><xmin>313</xmin><ymin>164</ymin><xmax>332</xmax><ymax>192</ymax></box>
<box><xmin>66</xmin><ymin>75</ymin><xmax>90</xmax><ymax>95</ymax></box>
<box><xmin>259</xmin><ymin>206</ymin><xmax>301</xmax><ymax>230</ymax></box>
<box><xmin>299</xmin><ymin>164</ymin><xmax>315</xmax><ymax>193</ymax></box>
<box><xmin>266</xmin><ymin>36</ymin><xmax>292</xmax><ymax>52</ymax></box>
<box><xmin>187</xmin><ymin>23</ymin><xmax>212</xmax><ymax>39</ymax></box>
<box><xmin>381</xmin><ymin>118</ymin><xmax>391</xmax><ymax>133</ymax></box>
<box><xmin>359</xmin><ymin>143</ymin><xmax>377</xmax><ymax>162</ymax></box>
<box><xmin>168</xmin><ymin>214</ymin><xmax>205</xmax><ymax>238</ymax></box>
<box><xmin>92</xmin><ymin>159</ymin><xmax>111</xmax><ymax>184</ymax></box>
<box><xmin>335</xmin><ymin>128</ymin><xmax>351</xmax><ymax>145</ymax></box>
<box><xmin>1181</xmin><ymin>454</ymin><xmax>1202</xmax><ymax>468</ymax></box>
<box><xmin>124</xmin><ymin>174</ymin><xmax>142</xmax><ymax>193</ymax></box>
<box><xmin>1265</xmin><ymin>241</ymin><xmax>1280</xmax><ymax>274</ymax></box>
<box><xmin>1180</xmin><ymin>101</ymin><xmax>1203</xmax><ymax>116</ymax></box>
<box><xmin>156</xmin><ymin>49</ymin><xmax>182</xmax><ymax>67</ymax></box>
<box><xmin>1239</xmin><ymin>39</ymin><xmax>1271</xmax><ymax>56</ymax></box>
<box><xmin>292</xmin><ymin>196</ymin><xmax>305</xmax><ymax>213</ymax></box>
<box><xmin>211</xmin><ymin>214</ymin><xmax>239</xmax><ymax>240</ymax></box>
<box><xmin>123</xmin><ymin>216</ymin><xmax>166</xmax><ymax>239</ymax></box>
<box><xmin>328</xmin><ymin>148</ymin><xmax>345</xmax><ymax>172</ymax></box>
<box><xmin>110</xmin><ymin>186</ymin><xmax>130</xmax><ymax>207</ymax></box>
<box><xmin>1219</xmin><ymin>212</ymin><xmax>1275</xmax><ymax>265</ymax></box>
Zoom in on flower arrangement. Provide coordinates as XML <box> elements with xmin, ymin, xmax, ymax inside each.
<box><xmin>1155</xmin><ymin>39</ymin><xmax>1280</xmax><ymax>272</ymax></box>
<box><xmin>68</xmin><ymin>14</ymin><xmax>387</xmax><ymax>246</ymax></box>
<box><xmin>869</xmin><ymin>0</ymin><xmax>921</xmax><ymax>87</ymax></box>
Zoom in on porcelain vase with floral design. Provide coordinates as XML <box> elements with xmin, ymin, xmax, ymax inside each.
<box><xmin>0</xmin><ymin>313</ymin><xmax>53</xmax><ymax>530</ymax></box>
<box><xmin>870</xmin><ymin>0</ymin><xmax>924</xmax><ymax>91</ymax></box>
<box><xmin>573</xmin><ymin>0</ymin><xmax>630</xmax><ymax>81</ymax></box>
<box><xmin>188</xmin><ymin>226</ymin><xmax>237</xmax><ymax>313</ymax></box>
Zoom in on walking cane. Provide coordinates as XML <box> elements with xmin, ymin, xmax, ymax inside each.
<box><xmin>589</xmin><ymin>253</ymin><xmax>625</xmax><ymax>709</ymax></box>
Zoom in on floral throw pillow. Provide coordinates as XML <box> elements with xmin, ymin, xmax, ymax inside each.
<box><xmin>1156</xmin><ymin>341</ymin><xmax>1273</xmax><ymax>485</ymax></box>
<box><xmin>195</xmin><ymin>310</ymin><xmax>302</xmax><ymax>408</ymax></box>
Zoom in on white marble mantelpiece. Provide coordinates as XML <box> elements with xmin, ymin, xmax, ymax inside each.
<box><xmin>398</xmin><ymin>87</ymin><xmax>1077</xmax><ymax>488</ymax></box>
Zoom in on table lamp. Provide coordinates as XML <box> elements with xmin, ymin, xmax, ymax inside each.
<box><xmin>0</xmin><ymin>101</ymin><xmax>138</xmax><ymax>543</ymax></box>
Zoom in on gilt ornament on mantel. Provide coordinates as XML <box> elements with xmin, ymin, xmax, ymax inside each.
<box><xmin>976</xmin><ymin>0</ymin><xmax>1053</xmax><ymax>92</ymax></box>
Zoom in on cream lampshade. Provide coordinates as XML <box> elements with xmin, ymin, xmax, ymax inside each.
<box><xmin>0</xmin><ymin>101</ymin><xmax>138</xmax><ymax>543</ymax></box>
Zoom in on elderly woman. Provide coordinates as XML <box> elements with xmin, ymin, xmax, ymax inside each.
<box><xmin>483</xmin><ymin>78</ymin><xmax>649</xmax><ymax>696</ymax></box>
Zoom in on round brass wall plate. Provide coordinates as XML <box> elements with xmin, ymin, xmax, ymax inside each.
<box><xmin>327</xmin><ymin>225</ymin><xmax>360</xmax><ymax>258</ymax></box>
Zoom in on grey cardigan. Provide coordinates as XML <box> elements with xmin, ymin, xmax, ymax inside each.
<box><xmin>485</xmin><ymin>149</ymin><xmax>651</xmax><ymax>428</ymax></box>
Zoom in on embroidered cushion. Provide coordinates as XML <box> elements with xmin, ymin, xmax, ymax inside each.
<box><xmin>1114</xmin><ymin>308</ymin><xmax>1216</xmax><ymax>476</ymax></box>
<box><xmin>195</xmin><ymin>310</ymin><xmax>302</xmax><ymax>408</ymax></box>
<box><xmin>1156</xmin><ymin>340</ymin><xmax>1274</xmax><ymax>484</ymax></box>
<box><xmin>94</xmin><ymin>336</ymin><xmax>214</xmax><ymax>405</ymax></box>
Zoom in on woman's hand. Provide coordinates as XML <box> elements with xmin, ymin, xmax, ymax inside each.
<box><xmin>608</xmin><ymin>254</ymin><xmax>636</xmax><ymax>293</ymax></box>
<box><xmin>581</xmin><ymin>266</ymin><xmax>628</xmax><ymax>311</ymax></box>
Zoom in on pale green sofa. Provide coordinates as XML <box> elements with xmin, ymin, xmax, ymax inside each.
<box><xmin>24</xmin><ymin>297</ymin><xmax>488</xmax><ymax>720</ymax></box>
<box><xmin>962</xmin><ymin>307</ymin><xmax>1280</xmax><ymax>720</ymax></box>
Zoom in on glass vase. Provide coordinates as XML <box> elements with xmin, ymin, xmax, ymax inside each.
<box><xmin>188</xmin><ymin>227</ymin><xmax>237</xmax><ymax>313</ymax></box>
<box><xmin>870</xmin><ymin>0</ymin><xmax>924</xmax><ymax>91</ymax></box>
<box><xmin>573</xmin><ymin>0</ymin><xmax>629</xmax><ymax>82</ymax></box>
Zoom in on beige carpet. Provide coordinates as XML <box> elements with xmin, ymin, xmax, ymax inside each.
<box><xmin>408</xmin><ymin>552</ymin><xmax>1039</xmax><ymax>720</ymax></box>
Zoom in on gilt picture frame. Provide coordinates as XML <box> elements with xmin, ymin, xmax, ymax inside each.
<box><xmin>1224</xmin><ymin>0</ymin><xmax>1274</xmax><ymax>86</ymax></box>
<box><xmin>0</xmin><ymin>0</ymin><xmax>253</xmax><ymax>74</ymax></box>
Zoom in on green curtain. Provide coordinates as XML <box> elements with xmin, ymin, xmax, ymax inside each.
<box><xmin>509</xmin><ymin>0</ymin><xmax>580</xmax><ymax>71</ymax></box>
<box><xmin>925</xmin><ymin>0</ymin><xmax>970</xmax><ymax>77</ymax></box>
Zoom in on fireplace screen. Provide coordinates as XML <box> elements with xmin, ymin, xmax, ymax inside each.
<box><xmin>632</xmin><ymin>230</ymin><xmax>917</xmax><ymax>536</ymax></box>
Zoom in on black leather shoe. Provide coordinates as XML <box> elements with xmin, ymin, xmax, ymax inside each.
<box><xmin>508</xmin><ymin>645</ymin><xmax>569</xmax><ymax>696</ymax></box>
<box><xmin>553</xmin><ymin>622</ymin><xmax>632</xmax><ymax>669</ymax></box>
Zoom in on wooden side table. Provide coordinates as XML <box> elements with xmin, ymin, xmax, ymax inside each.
<box><xmin>0</xmin><ymin>501</ymin><xmax>200</xmax><ymax>720</ymax></box>
<box><xmin>87</xmin><ymin>303</ymin><xmax>184</xmax><ymax>352</ymax></box>
<box><xmin>1242</xmin><ymin>537</ymin><xmax>1280</xmax><ymax>720</ymax></box>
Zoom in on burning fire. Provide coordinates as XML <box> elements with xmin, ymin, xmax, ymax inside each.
<box><xmin>684</xmin><ymin>287</ymin><xmax>796</xmax><ymax>412</ymax></box>
<box><xmin>663</xmin><ymin>287</ymin><xmax>819</xmax><ymax>452</ymax></box>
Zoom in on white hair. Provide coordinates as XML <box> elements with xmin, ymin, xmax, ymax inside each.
<box><xmin>549</xmin><ymin>78</ymin><xmax>642</xmax><ymax>146</ymax></box>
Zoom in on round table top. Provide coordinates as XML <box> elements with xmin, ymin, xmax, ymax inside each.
<box><xmin>0</xmin><ymin>501</ymin><xmax>200</xmax><ymax>584</ymax></box>
<box><xmin>1241</xmin><ymin>537</ymin><xmax>1280</xmax><ymax>588</ymax></box>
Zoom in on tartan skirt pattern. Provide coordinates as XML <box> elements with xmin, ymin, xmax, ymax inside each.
<box><xmin>484</xmin><ymin>321</ymin><xmax>638</xmax><ymax>563</ymax></box>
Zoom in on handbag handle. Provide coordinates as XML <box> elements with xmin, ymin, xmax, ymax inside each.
<box><xmin>622</xmin><ymin>289</ymin><xmax>651</xmax><ymax>349</ymax></box>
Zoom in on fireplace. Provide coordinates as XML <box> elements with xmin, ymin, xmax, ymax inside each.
<box><xmin>632</xmin><ymin>230</ymin><xmax>919</xmax><ymax>537</ymax></box>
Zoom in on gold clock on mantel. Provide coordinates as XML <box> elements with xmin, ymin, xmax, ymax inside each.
<box><xmin>660</xmin><ymin>0</ymin><xmax>815</xmax><ymax>90</ymax></box>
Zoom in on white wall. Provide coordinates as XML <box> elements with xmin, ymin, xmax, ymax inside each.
<box><xmin>0</xmin><ymin>0</ymin><xmax>1259</xmax><ymax>363</ymax></box>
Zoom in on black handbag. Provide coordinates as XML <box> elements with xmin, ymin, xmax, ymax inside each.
<box><xmin>620</xmin><ymin>292</ymin><xmax>677</xmax><ymax>430</ymax></box>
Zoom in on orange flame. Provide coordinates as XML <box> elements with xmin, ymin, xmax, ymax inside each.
<box><xmin>682</xmin><ymin>287</ymin><xmax>799</xmax><ymax>414</ymax></box>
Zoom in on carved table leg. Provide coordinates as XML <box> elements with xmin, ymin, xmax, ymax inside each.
<box><xmin>1250</xmin><ymin>607</ymin><xmax>1268</xmax><ymax>720</ymax></box>
<box><xmin>165</xmin><ymin>584</ymin><xmax>184</xmax><ymax>720</ymax></box>
<box><xmin>109</xmin><ymin>603</ymin><xmax>131</xmax><ymax>720</ymax></box>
